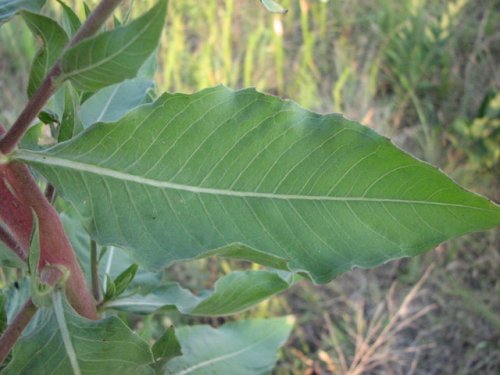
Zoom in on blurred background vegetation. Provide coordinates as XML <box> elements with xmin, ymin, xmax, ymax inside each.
<box><xmin>0</xmin><ymin>0</ymin><xmax>499</xmax><ymax>373</ymax></box>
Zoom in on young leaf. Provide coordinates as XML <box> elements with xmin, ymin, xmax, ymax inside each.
<box><xmin>0</xmin><ymin>0</ymin><xmax>46</xmax><ymax>25</ymax></box>
<box><xmin>112</xmin><ymin>263</ymin><xmax>138</xmax><ymax>297</ymax></box>
<box><xmin>21</xmin><ymin>11</ymin><xmax>68</xmax><ymax>97</ymax></box>
<box><xmin>105</xmin><ymin>270</ymin><xmax>294</xmax><ymax>316</ymax></box>
<box><xmin>56</xmin><ymin>0</ymin><xmax>81</xmax><ymax>37</ymax></box>
<box><xmin>79</xmin><ymin>78</ymin><xmax>154</xmax><ymax>128</ymax></box>
<box><xmin>15</xmin><ymin>86</ymin><xmax>500</xmax><ymax>284</ymax></box>
<box><xmin>152</xmin><ymin>326</ymin><xmax>182</xmax><ymax>362</ymax></box>
<box><xmin>60</xmin><ymin>0</ymin><xmax>167</xmax><ymax>91</ymax></box>
<box><xmin>58</xmin><ymin>83</ymin><xmax>83</xmax><ymax>142</ymax></box>
<box><xmin>2</xmin><ymin>295</ymin><xmax>153</xmax><ymax>374</ymax></box>
<box><xmin>161</xmin><ymin>317</ymin><xmax>294</xmax><ymax>375</ymax></box>
<box><xmin>260</xmin><ymin>0</ymin><xmax>288</xmax><ymax>14</ymax></box>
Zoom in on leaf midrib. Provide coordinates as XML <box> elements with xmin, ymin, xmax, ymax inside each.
<box><xmin>172</xmin><ymin>330</ymin><xmax>278</xmax><ymax>375</ymax></box>
<box><xmin>15</xmin><ymin>150</ymin><xmax>493</xmax><ymax>212</ymax></box>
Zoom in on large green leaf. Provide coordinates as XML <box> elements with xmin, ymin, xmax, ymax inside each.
<box><xmin>161</xmin><ymin>317</ymin><xmax>293</xmax><ymax>375</ymax></box>
<box><xmin>105</xmin><ymin>270</ymin><xmax>294</xmax><ymax>316</ymax></box>
<box><xmin>22</xmin><ymin>11</ymin><xmax>68</xmax><ymax>97</ymax></box>
<box><xmin>15</xmin><ymin>86</ymin><xmax>500</xmax><ymax>283</ymax></box>
<box><xmin>2</xmin><ymin>294</ymin><xmax>154</xmax><ymax>375</ymax></box>
<box><xmin>60</xmin><ymin>0</ymin><xmax>166</xmax><ymax>91</ymax></box>
<box><xmin>0</xmin><ymin>0</ymin><xmax>45</xmax><ymax>25</ymax></box>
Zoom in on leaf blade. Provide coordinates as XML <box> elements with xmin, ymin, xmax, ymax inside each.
<box><xmin>15</xmin><ymin>86</ymin><xmax>500</xmax><ymax>283</ymax></box>
<box><xmin>2</xmin><ymin>296</ymin><xmax>153</xmax><ymax>375</ymax></box>
<box><xmin>60</xmin><ymin>0</ymin><xmax>166</xmax><ymax>91</ymax></box>
<box><xmin>162</xmin><ymin>317</ymin><xmax>293</xmax><ymax>375</ymax></box>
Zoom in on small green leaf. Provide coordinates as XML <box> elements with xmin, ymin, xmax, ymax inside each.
<box><xmin>152</xmin><ymin>326</ymin><xmax>182</xmax><ymax>361</ymax></box>
<box><xmin>38</xmin><ymin>109</ymin><xmax>59</xmax><ymax>124</ymax></box>
<box><xmin>161</xmin><ymin>317</ymin><xmax>294</xmax><ymax>375</ymax></box>
<box><xmin>56</xmin><ymin>0</ymin><xmax>81</xmax><ymax>36</ymax></box>
<box><xmin>2</xmin><ymin>296</ymin><xmax>154</xmax><ymax>374</ymax></box>
<box><xmin>113</xmin><ymin>263</ymin><xmax>138</xmax><ymax>297</ymax></box>
<box><xmin>104</xmin><ymin>274</ymin><xmax>116</xmax><ymax>300</ymax></box>
<box><xmin>58</xmin><ymin>83</ymin><xmax>83</xmax><ymax>142</ymax></box>
<box><xmin>0</xmin><ymin>0</ymin><xmax>46</xmax><ymax>25</ymax></box>
<box><xmin>106</xmin><ymin>270</ymin><xmax>293</xmax><ymax>316</ymax></box>
<box><xmin>260</xmin><ymin>0</ymin><xmax>287</xmax><ymax>14</ymax></box>
<box><xmin>21</xmin><ymin>11</ymin><xmax>68</xmax><ymax>97</ymax></box>
<box><xmin>79</xmin><ymin>77</ymin><xmax>154</xmax><ymax>128</ymax></box>
<box><xmin>60</xmin><ymin>0</ymin><xmax>167</xmax><ymax>91</ymax></box>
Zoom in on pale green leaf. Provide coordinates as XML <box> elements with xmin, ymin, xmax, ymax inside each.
<box><xmin>56</xmin><ymin>0</ymin><xmax>81</xmax><ymax>37</ymax></box>
<box><xmin>105</xmin><ymin>270</ymin><xmax>293</xmax><ymax>316</ymax></box>
<box><xmin>162</xmin><ymin>317</ymin><xmax>294</xmax><ymax>375</ymax></box>
<box><xmin>15</xmin><ymin>86</ymin><xmax>500</xmax><ymax>283</ymax></box>
<box><xmin>60</xmin><ymin>0</ymin><xmax>167</xmax><ymax>91</ymax></box>
<box><xmin>2</xmin><ymin>296</ymin><xmax>154</xmax><ymax>375</ymax></box>
<box><xmin>260</xmin><ymin>0</ymin><xmax>287</xmax><ymax>14</ymax></box>
<box><xmin>80</xmin><ymin>78</ymin><xmax>154</xmax><ymax>128</ymax></box>
<box><xmin>22</xmin><ymin>11</ymin><xmax>68</xmax><ymax>97</ymax></box>
<box><xmin>0</xmin><ymin>0</ymin><xmax>46</xmax><ymax>25</ymax></box>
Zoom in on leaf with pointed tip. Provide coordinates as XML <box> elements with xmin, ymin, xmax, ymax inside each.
<box><xmin>56</xmin><ymin>0</ymin><xmax>81</xmax><ymax>36</ymax></box>
<box><xmin>15</xmin><ymin>86</ymin><xmax>500</xmax><ymax>283</ymax></box>
<box><xmin>105</xmin><ymin>270</ymin><xmax>294</xmax><ymax>316</ymax></box>
<box><xmin>58</xmin><ymin>83</ymin><xmax>83</xmax><ymax>141</ymax></box>
<box><xmin>2</xmin><ymin>297</ymin><xmax>154</xmax><ymax>375</ymax></box>
<box><xmin>152</xmin><ymin>326</ymin><xmax>182</xmax><ymax>362</ymax></box>
<box><xmin>21</xmin><ymin>11</ymin><xmax>68</xmax><ymax>97</ymax></box>
<box><xmin>0</xmin><ymin>0</ymin><xmax>46</xmax><ymax>25</ymax></box>
<box><xmin>60</xmin><ymin>0</ymin><xmax>167</xmax><ymax>91</ymax></box>
<box><xmin>260</xmin><ymin>0</ymin><xmax>287</xmax><ymax>14</ymax></box>
<box><xmin>161</xmin><ymin>317</ymin><xmax>293</xmax><ymax>375</ymax></box>
<box><xmin>80</xmin><ymin>78</ymin><xmax>154</xmax><ymax>128</ymax></box>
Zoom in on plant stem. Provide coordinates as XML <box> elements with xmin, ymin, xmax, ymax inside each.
<box><xmin>0</xmin><ymin>225</ymin><xmax>26</xmax><ymax>262</ymax></box>
<box><xmin>90</xmin><ymin>240</ymin><xmax>100</xmax><ymax>301</ymax></box>
<box><xmin>0</xmin><ymin>299</ymin><xmax>37</xmax><ymax>363</ymax></box>
<box><xmin>0</xmin><ymin>0</ymin><xmax>125</xmax><ymax>155</ymax></box>
<box><xmin>7</xmin><ymin>162</ymin><xmax>98</xmax><ymax>320</ymax></box>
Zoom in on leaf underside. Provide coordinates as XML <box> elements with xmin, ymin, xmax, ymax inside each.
<box><xmin>16</xmin><ymin>86</ymin><xmax>500</xmax><ymax>283</ymax></box>
<box><xmin>2</xmin><ymin>298</ymin><xmax>153</xmax><ymax>375</ymax></box>
<box><xmin>162</xmin><ymin>317</ymin><xmax>293</xmax><ymax>375</ymax></box>
<box><xmin>0</xmin><ymin>0</ymin><xmax>46</xmax><ymax>25</ymax></box>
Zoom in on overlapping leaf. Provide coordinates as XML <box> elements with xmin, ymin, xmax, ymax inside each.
<box><xmin>22</xmin><ymin>11</ymin><xmax>68</xmax><ymax>97</ymax></box>
<box><xmin>80</xmin><ymin>78</ymin><xmax>154</xmax><ymax>128</ymax></box>
<box><xmin>15</xmin><ymin>86</ymin><xmax>500</xmax><ymax>283</ymax></box>
<box><xmin>2</xmin><ymin>296</ymin><xmax>153</xmax><ymax>375</ymax></box>
<box><xmin>161</xmin><ymin>317</ymin><xmax>293</xmax><ymax>375</ymax></box>
<box><xmin>60</xmin><ymin>0</ymin><xmax>166</xmax><ymax>91</ymax></box>
<box><xmin>0</xmin><ymin>0</ymin><xmax>45</xmax><ymax>25</ymax></box>
<box><xmin>106</xmin><ymin>270</ymin><xmax>294</xmax><ymax>316</ymax></box>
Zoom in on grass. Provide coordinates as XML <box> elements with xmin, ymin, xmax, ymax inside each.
<box><xmin>1</xmin><ymin>0</ymin><xmax>499</xmax><ymax>373</ymax></box>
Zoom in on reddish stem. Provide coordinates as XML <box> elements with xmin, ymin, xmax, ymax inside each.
<box><xmin>7</xmin><ymin>162</ymin><xmax>98</xmax><ymax>320</ymax></box>
<box><xmin>0</xmin><ymin>299</ymin><xmax>37</xmax><ymax>363</ymax></box>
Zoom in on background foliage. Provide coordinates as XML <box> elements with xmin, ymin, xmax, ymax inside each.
<box><xmin>0</xmin><ymin>0</ymin><xmax>498</xmax><ymax>373</ymax></box>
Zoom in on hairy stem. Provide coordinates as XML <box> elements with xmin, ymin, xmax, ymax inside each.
<box><xmin>0</xmin><ymin>0</ymin><xmax>125</xmax><ymax>155</ymax></box>
<box><xmin>0</xmin><ymin>299</ymin><xmax>37</xmax><ymax>363</ymax></box>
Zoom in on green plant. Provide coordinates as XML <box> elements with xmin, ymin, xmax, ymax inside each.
<box><xmin>0</xmin><ymin>0</ymin><xmax>498</xmax><ymax>373</ymax></box>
